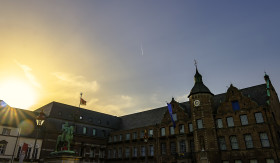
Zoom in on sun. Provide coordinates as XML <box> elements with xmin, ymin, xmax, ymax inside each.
<box><xmin>0</xmin><ymin>79</ymin><xmax>36</xmax><ymax>109</ymax></box>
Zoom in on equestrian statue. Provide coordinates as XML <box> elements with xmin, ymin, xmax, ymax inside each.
<box><xmin>55</xmin><ymin>122</ymin><xmax>74</xmax><ymax>152</ymax></box>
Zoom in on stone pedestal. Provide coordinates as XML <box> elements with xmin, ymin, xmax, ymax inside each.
<box><xmin>44</xmin><ymin>151</ymin><xmax>81</xmax><ymax>163</ymax></box>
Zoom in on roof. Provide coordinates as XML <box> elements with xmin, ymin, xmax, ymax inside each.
<box><xmin>35</xmin><ymin>101</ymin><xmax>121</xmax><ymax>130</ymax></box>
<box><xmin>119</xmin><ymin>106</ymin><xmax>167</xmax><ymax>130</ymax></box>
<box><xmin>188</xmin><ymin>69</ymin><xmax>213</xmax><ymax>97</ymax></box>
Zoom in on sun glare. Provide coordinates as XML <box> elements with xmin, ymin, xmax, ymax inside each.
<box><xmin>0</xmin><ymin>79</ymin><xmax>36</xmax><ymax>109</ymax></box>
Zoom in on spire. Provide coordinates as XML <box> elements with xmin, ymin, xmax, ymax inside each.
<box><xmin>188</xmin><ymin>63</ymin><xmax>213</xmax><ymax>98</ymax></box>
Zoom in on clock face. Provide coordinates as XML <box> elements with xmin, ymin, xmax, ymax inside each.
<box><xmin>194</xmin><ymin>100</ymin><xmax>200</xmax><ymax>107</ymax></box>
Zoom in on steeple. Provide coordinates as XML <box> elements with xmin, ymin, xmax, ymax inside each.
<box><xmin>188</xmin><ymin>63</ymin><xmax>213</xmax><ymax>98</ymax></box>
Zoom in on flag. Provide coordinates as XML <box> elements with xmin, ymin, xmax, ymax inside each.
<box><xmin>167</xmin><ymin>103</ymin><xmax>176</xmax><ymax>128</ymax></box>
<box><xmin>80</xmin><ymin>98</ymin><xmax>87</xmax><ymax>105</ymax></box>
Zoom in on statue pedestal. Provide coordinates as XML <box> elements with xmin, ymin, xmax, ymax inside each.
<box><xmin>44</xmin><ymin>151</ymin><xmax>81</xmax><ymax>163</ymax></box>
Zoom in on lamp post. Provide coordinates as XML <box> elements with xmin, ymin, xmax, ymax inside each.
<box><xmin>31</xmin><ymin>110</ymin><xmax>46</xmax><ymax>163</ymax></box>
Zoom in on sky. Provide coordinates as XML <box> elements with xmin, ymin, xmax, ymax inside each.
<box><xmin>0</xmin><ymin>1</ymin><xmax>280</xmax><ymax>116</ymax></box>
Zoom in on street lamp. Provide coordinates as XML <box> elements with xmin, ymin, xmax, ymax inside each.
<box><xmin>31</xmin><ymin>110</ymin><xmax>46</xmax><ymax>163</ymax></box>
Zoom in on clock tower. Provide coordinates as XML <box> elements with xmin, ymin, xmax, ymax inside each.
<box><xmin>188</xmin><ymin>67</ymin><xmax>220</xmax><ymax>163</ymax></box>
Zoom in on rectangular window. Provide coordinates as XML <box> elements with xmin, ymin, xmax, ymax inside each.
<box><xmin>149</xmin><ymin>145</ymin><xmax>154</xmax><ymax>156</ymax></box>
<box><xmin>172</xmin><ymin>113</ymin><xmax>177</xmax><ymax>121</ymax></box>
<box><xmin>230</xmin><ymin>135</ymin><xmax>239</xmax><ymax>149</ymax></box>
<box><xmin>113</xmin><ymin>135</ymin><xmax>117</xmax><ymax>142</ymax></box>
<box><xmin>119</xmin><ymin>134</ymin><xmax>123</xmax><ymax>141</ymax></box>
<box><xmin>149</xmin><ymin>129</ymin><xmax>153</xmax><ymax>137</ymax></box>
<box><xmin>250</xmin><ymin>160</ymin><xmax>258</xmax><ymax>163</ymax></box>
<box><xmin>2</xmin><ymin>128</ymin><xmax>11</xmax><ymax>135</ymax></box>
<box><xmin>109</xmin><ymin>137</ymin><xmax>112</xmax><ymax>143</ymax></box>
<box><xmin>118</xmin><ymin>147</ymin><xmax>122</xmax><ymax>158</ymax></box>
<box><xmin>218</xmin><ymin>137</ymin><xmax>227</xmax><ymax>150</ymax></box>
<box><xmin>255</xmin><ymin>112</ymin><xmax>264</xmax><ymax>123</ymax></box>
<box><xmin>133</xmin><ymin>132</ymin><xmax>137</xmax><ymax>140</ymax></box>
<box><xmin>126</xmin><ymin>133</ymin><xmax>130</xmax><ymax>140</ymax></box>
<box><xmin>83</xmin><ymin>127</ymin><xmax>87</xmax><ymax>134</ymax></box>
<box><xmin>141</xmin><ymin>146</ymin><xmax>145</xmax><ymax>156</ymax></box>
<box><xmin>92</xmin><ymin>129</ymin><xmax>96</xmax><ymax>136</ymax></box>
<box><xmin>179</xmin><ymin>140</ymin><xmax>186</xmax><ymax>153</ymax></box>
<box><xmin>227</xmin><ymin>117</ymin><xmax>234</xmax><ymax>127</ymax></box>
<box><xmin>140</xmin><ymin>130</ymin><xmax>144</xmax><ymax>138</ymax></box>
<box><xmin>266</xmin><ymin>159</ymin><xmax>275</xmax><ymax>163</ymax></box>
<box><xmin>216</xmin><ymin>119</ymin><xmax>223</xmax><ymax>128</ymax></box>
<box><xmin>240</xmin><ymin>115</ymin><xmax>249</xmax><ymax>125</ymax></box>
<box><xmin>244</xmin><ymin>134</ymin><xmax>254</xmax><ymax>148</ymax></box>
<box><xmin>232</xmin><ymin>101</ymin><xmax>240</xmax><ymax>111</ymax></box>
<box><xmin>161</xmin><ymin>127</ymin><xmax>166</xmax><ymax>136</ymax></box>
<box><xmin>161</xmin><ymin>143</ymin><xmax>166</xmax><ymax>155</ymax></box>
<box><xmin>170</xmin><ymin>142</ymin><xmax>176</xmax><ymax>155</ymax></box>
<box><xmin>133</xmin><ymin>147</ymin><xmax>137</xmax><ymax>157</ymax></box>
<box><xmin>179</xmin><ymin>124</ymin><xmax>185</xmax><ymax>134</ymax></box>
<box><xmin>197</xmin><ymin>119</ymin><xmax>203</xmax><ymax>129</ymax></box>
<box><xmin>125</xmin><ymin>148</ymin><xmax>130</xmax><ymax>158</ymax></box>
<box><xmin>170</xmin><ymin>126</ymin><xmax>175</xmax><ymax>135</ymax></box>
<box><xmin>113</xmin><ymin>149</ymin><xmax>117</xmax><ymax>158</ymax></box>
<box><xmin>260</xmin><ymin>132</ymin><xmax>270</xmax><ymax>147</ymax></box>
<box><xmin>188</xmin><ymin>123</ymin><xmax>193</xmax><ymax>132</ymax></box>
<box><xmin>0</xmin><ymin>143</ymin><xmax>7</xmax><ymax>155</ymax></box>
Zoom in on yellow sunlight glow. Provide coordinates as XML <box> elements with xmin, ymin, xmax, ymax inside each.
<box><xmin>0</xmin><ymin>79</ymin><xmax>36</xmax><ymax>109</ymax></box>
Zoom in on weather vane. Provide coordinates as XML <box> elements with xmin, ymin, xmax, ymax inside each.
<box><xmin>194</xmin><ymin>59</ymin><xmax>198</xmax><ymax>69</ymax></box>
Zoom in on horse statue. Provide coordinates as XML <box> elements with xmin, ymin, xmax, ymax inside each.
<box><xmin>55</xmin><ymin>122</ymin><xmax>74</xmax><ymax>152</ymax></box>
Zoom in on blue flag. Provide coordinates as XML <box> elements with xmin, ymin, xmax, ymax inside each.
<box><xmin>167</xmin><ymin>103</ymin><xmax>176</xmax><ymax>128</ymax></box>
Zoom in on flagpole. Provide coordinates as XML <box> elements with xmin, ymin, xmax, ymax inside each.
<box><xmin>79</xmin><ymin>92</ymin><xmax>83</xmax><ymax>108</ymax></box>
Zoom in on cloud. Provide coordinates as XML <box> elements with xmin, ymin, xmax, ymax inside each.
<box><xmin>52</xmin><ymin>72</ymin><xmax>99</xmax><ymax>92</ymax></box>
<box><xmin>15</xmin><ymin>61</ymin><xmax>41</xmax><ymax>88</ymax></box>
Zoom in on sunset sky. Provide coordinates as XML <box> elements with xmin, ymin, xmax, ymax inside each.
<box><xmin>1</xmin><ymin>1</ymin><xmax>280</xmax><ymax>116</ymax></box>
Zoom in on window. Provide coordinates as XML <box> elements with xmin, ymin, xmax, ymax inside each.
<box><xmin>179</xmin><ymin>140</ymin><xmax>186</xmax><ymax>153</ymax></box>
<box><xmin>141</xmin><ymin>146</ymin><xmax>145</xmax><ymax>156</ymax></box>
<box><xmin>230</xmin><ymin>135</ymin><xmax>239</xmax><ymax>149</ymax></box>
<box><xmin>170</xmin><ymin>126</ymin><xmax>175</xmax><ymax>135</ymax></box>
<box><xmin>140</xmin><ymin>130</ymin><xmax>144</xmax><ymax>138</ymax></box>
<box><xmin>26</xmin><ymin>147</ymin><xmax>31</xmax><ymax>159</ymax></box>
<box><xmin>160</xmin><ymin>127</ymin><xmax>166</xmax><ymax>136</ymax></box>
<box><xmin>2</xmin><ymin>128</ymin><xmax>11</xmax><ymax>135</ymax></box>
<box><xmin>179</xmin><ymin>124</ymin><xmax>185</xmax><ymax>134</ymax></box>
<box><xmin>108</xmin><ymin>149</ymin><xmax>111</xmax><ymax>159</ymax></box>
<box><xmin>149</xmin><ymin>145</ymin><xmax>154</xmax><ymax>156</ymax></box>
<box><xmin>227</xmin><ymin>117</ymin><xmax>234</xmax><ymax>127</ymax></box>
<box><xmin>102</xmin><ymin>130</ymin><xmax>106</xmax><ymax>137</ymax></box>
<box><xmin>218</xmin><ymin>137</ymin><xmax>227</xmax><ymax>150</ymax></box>
<box><xmin>235</xmin><ymin>160</ymin><xmax>242</xmax><ymax>163</ymax></box>
<box><xmin>113</xmin><ymin>135</ymin><xmax>117</xmax><ymax>142</ymax></box>
<box><xmin>240</xmin><ymin>115</ymin><xmax>248</xmax><ymax>125</ymax></box>
<box><xmin>0</xmin><ymin>140</ymin><xmax>7</xmax><ymax>155</ymax></box>
<box><xmin>17</xmin><ymin>146</ymin><xmax>22</xmax><ymax>158</ymax></box>
<box><xmin>113</xmin><ymin>149</ymin><xmax>117</xmax><ymax>158</ymax></box>
<box><xmin>170</xmin><ymin>142</ymin><xmax>176</xmax><ymax>155</ymax></box>
<box><xmin>119</xmin><ymin>134</ymin><xmax>123</xmax><ymax>141</ymax></box>
<box><xmin>109</xmin><ymin>137</ymin><xmax>112</xmax><ymax>143</ymax></box>
<box><xmin>216</xmin><ymin>119</ymin><xmax>223</xmax><ymax>128</ymax></box>
<box><xmin>244</xmin><ymin>134</ymin><xmax>254</xmax><ymax>148</ymax></box>
<box><xmin>92</xmin><ymin>129</ymin><xmax>96</xmax><ymax>136</ymax></box>
<box><xmin>125</xmin><ymin>148</ymin><xmax>130</xmax><ymax>158</ymax></box>
<box><xmin>126</xmin><ymin>133</ymin><xmax>130</xmax><ymax>140</ymax></box>
<box><xmin>133</xmin><ymin>147</ymin><xmax>137</xmax><ymax>157</ymax></box>
<box><xmin>83</xmin><ymin>127</ymin><xmax>87</xmax><ymax>134</ymax></box>
<box><xmin>266</xmin><ymin>159</ymin><xmax>275</xmax><ymax>163</ymax></box>
<box><xmin>255</xmin><ymin>112</ymin><xmax>264</xmax><ymax>123</ymax></box>
<box><xmin>161</xmin><ymin>143</ymin><xmax>166</xmax><ymax>155</ymax></box>
<box><xmin>133</xmin><ymin>132</ymin><xmax>137</xmax><ymax>140</ymax></box>
<box><xmin>32</xmin><ymin>147</ymin><xmax>39</xmax><ymax>159</ymax></box>
<box><xmin>232</xmin><ymin>101</ymin><xmax>240</xmax><ymax>111</ymax></box>
<box><xmin>118</xmin><ymin>147</ymin><xmax>122</xmax><ymax>158</ymax></box>
<box><xmin>250</xmin><ymin>160</ymin><xmax>258</xmax><ymax>163</ymax></box>
<box><xmin>197</xmin><ymin>119</ymin><xmax>203</xmax><ymax>129</ymax></box>
<box><xmin>172</xmin><ymin>113</ymin><xmax>177</xmax><ymax>121</ymax></box>
<box><xmin>149</xmin><ymin>129</ymin><xmax>153</xmax><ymax>137</ymax></box>
<box><xmin>260</xmin><ymin>132</ymin><xmax>270</xmax><ymax>147</ymax></box>
<box><xmin>188</xmin><ymin>123</ymin><xmax>193</xmax><ymax>132</ymax></box>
